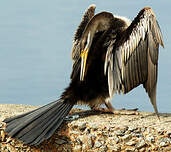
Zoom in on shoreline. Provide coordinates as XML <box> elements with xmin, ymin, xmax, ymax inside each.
<box><xmin>0</xmin><ymin>104</ymin><xmax>171</xmax><ymax>151</ymax></box>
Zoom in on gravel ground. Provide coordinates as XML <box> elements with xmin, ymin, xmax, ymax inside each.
<box><xmin>0</xmin><ymin>104</ymin><xmax>171</xmax><ymax>152</ymax></box>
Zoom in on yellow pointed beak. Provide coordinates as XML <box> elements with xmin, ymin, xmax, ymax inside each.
<box><xmin>80</xmin><ymin>49</ymin><xmax>88</xmax><ymax>81</ymax></box>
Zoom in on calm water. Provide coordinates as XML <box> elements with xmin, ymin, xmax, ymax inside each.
<box><xmin>0</xmin><ymin>0</ymin><xmax>170</xmax><ymax>113</ymax></box>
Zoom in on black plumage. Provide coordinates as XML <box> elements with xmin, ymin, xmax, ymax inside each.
<box><xmin>3</xmin><ymin>5</ymin><xmax>164</xmax><ymax>145</ymax></box>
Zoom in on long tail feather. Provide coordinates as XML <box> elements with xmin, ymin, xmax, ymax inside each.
<box><xmin>3</xmin><ymin>99</ymin><xmax>74</xmax><ymax>145</ymax></box>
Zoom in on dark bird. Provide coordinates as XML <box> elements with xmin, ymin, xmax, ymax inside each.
<box><xmin>3</xmin><ymin>4</ymin><xmax>164</xmax><ymax>145</ymax></box>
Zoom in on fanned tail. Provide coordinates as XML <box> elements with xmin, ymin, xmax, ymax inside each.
<box><xmin>3</xmin><ymin>99</ymin><xmax>74</xmax><ymax>145</ymax></box>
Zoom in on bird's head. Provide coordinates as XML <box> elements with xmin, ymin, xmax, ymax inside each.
<box><xmin>80</xmin><ymin>31</ymin><xmax>92</xmax><ymax>81</ymax></box>
<box><xmin>79</xmin><ymin>11</ymin><xmax>114</xmax><ymax>81</ymax></box>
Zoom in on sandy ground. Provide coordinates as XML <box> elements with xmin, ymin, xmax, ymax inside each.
<box><xmin>0</xmin><ymin>104</ymin><xmax>171</xmax><ymax>151</ymax></box>
<box><xmin>0</xmin><ymin>104</ymin><xmax>171</xmax><ymax>131</ymax></box>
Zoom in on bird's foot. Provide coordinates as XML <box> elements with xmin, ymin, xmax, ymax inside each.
<box><xmin>91</xmin><ymin>106</ymin><xmax>112</xmax><ymax>113</ymax></box>
<box><xmin>104</xmin><ymin>99</ymin><xmax>139</xmax><ymax>115</ymax></box>
<box><xmin>91</xmin><ymin>107</ymin><xmax>139</xmax><ymax>115</ymax></box>
<box><xmin>112</xmin><ymin>108</ymin><xmax>139</xmax><ymax>115</ymax></box>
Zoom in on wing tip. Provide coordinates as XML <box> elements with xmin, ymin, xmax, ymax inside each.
<box><xmin>141</xmin><ymin>6</ymin><xmax>164</xmax><ymax>48</ymax></box>
<box><xmin>142</xmin><ymin>6</ymin><xmax>152</xmax><ymax>11</ymax></box>
<box><xmin>142</xmin><ymin>6</ymin><xmax>156</xmax><ymax>17</ymax></box>
<box><xmin>88</xmin><ymin>4</ymin><xmax>96</xmax><ymax>10</ymax></box>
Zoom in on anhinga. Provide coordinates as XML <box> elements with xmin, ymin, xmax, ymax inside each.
<box><xmin>3</xmin><ymin>4</ymin><xmax>164</xmax><ymax>145</ymax></box>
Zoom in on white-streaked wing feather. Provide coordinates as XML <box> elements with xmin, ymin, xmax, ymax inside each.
<box><xmin>105</xmin><ymin>7</ymin><xmax>164</xmax><ymax>115</ymax></box>
<box><xmin>71</xmin><ymin>5</ymin><xmax>96</xmax><ymax>79</ymax></box>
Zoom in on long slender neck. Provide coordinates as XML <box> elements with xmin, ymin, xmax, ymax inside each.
<box><xmin>80</xmin><ymin>12</ymin><xmax>114</xmax><ymax>49</ymax></box>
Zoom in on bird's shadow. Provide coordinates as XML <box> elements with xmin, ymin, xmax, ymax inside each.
<box><xmin>65</xmin><ymin>109</ymin><xmax>113</xmax><ymax>121</ymax></box>
<box><xmin>141</xmin><ymin>112</ymin><xmax>171</xmax><ymax>119</ymax></box>
<box><xmin>65</xmin><ymin>109</ymin><xmax>171</xmax><ymax>122</ymax></box>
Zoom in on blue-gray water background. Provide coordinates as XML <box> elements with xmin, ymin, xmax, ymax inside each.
<box><xmin>0</xmin><ymin>0</ymin><xmax>170</xmax><ymax>113</ymax></box>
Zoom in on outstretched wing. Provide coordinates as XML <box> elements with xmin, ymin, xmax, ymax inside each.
<box><xmin>71</xmin><ymin>4</ymin><xmax>96</xmax><ymax>79</ymax></box>
<box><xmin>105</xmin><ymin>7</ymin><xmax>164</xmax><ymax>114</ymax></box>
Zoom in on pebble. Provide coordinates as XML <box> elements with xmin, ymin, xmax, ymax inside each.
<box><xmin>108</xmin><ymin>144</ymin><xmax>121</xmax><ymax>151</ymax></box>
<box><xmin>94</xmin><ymin>140</ymin><xmax>102</xmax><ymax>148</ymax></box>
<box><xmin>87</xmin><ymin>136</ymin><xmax>93</xmax><ymax>148</ymax></box>
<box><xmin>131</xmin><ymin>132</ymin><xmax>143</xmax><ymax>138</ymax></box>
<box><xmin>102</xmin><ymin>130</ymin><xmax>109</xmax><ymax>136</ymax></box>
<box><xmin>88</xmin><ymin>134</ymin><xmax>96</xmax><ymax>141</ymax></box>
<box><xmin>158</xmin><ymin>137</ymin><xmax>171</xmax><ymax>147</ymax></box>
<box><xmin>141</xmin><ymin>127</ymin><xmax>146</xmax><ymax>132</ymax></box>
<box><xmin>91</xmin><ymin>124</ymin><xmax>99</xmax><ymax>131</ymax></box>
<box><xmin>55</xmin><ymin>139</ymin><xmax>67</xmax><ymax>145</ymax></box>
<box><xmin>126</xmin><ymin>140</ymin><xmax>136</xmax><ymax>146</ymax></box>
<box><xmin>128</xmin><ymin>126</ymin><xmax>137</xmax><ymax>132</ymax></box>
<box><xmin>82</xmin><ymin>144</ymin><xmax>87</xmax><ymax>150</ymax></box>
<box><xmin>166</xmin><ymin>130</ymin><xmax>171</xmax><ymax>137</ymax></box>
<box><xmin>75</xmin><ymin>138</ymin><xmax>82</xmax><ymax>145</ymax></box>
<box><xmin>160</xmin><ymin>141</ymin><xmax>168</xmax><ymax>147</ymax></box>
<box><xmin>114</xmin><ymin>130</ymin><xmax>124</xmax><ymax>136</ymax></box>
<box><xmin>136</xmin><ymin>139</ymin><xmax>146</xmax><ymax>149</ymax></box>
<box><xmin>146</xmin><ymin>135</ymin><xmax>155</xmax><ymax>143</ymax></box>
<box><xmin>78</xmin><ymin>122</ymin><xmax>87</xmax><ymax>131</ymax></box>
<box><xmin>139</xmin><ymin>147</ymin><xmax>146</xmax><ymax>152</ymax></box>
<box><xmin>113</xmin><ymin>136</ymin><xmax>120</xmax><ymax>143</ymax></box>
<box><xmin>73</xmin><ymin>145</ymin><xmax>82</xmax><ymax>151</ymax></box>
<box><xmin>99</xmin><ymin>145</ymin><xmax>108</xmax><ymax>152</ymax></box>
<box><xmin>125</xmin><ymin>147</ymin><xmax>136</xmax><ymax>151</ymax></box>
<box><xmin>122</xmin><ymin>134</ymin><xmax>132</xmax><ymax>141</ymax></box>
<box><xmin>70</xmin><ymin>130</ymin><xmax>79</xmax><ymax>136</ymax></box>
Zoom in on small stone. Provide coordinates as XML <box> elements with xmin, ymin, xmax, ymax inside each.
<box><xmin>91</xmin><ymin>124</ymin><xmax>99</xmax><ymax>131</ymax></box>
<box><xmin>55</xmin><ymin>139</ymin><xmax>67</xmax><ymax>145</ymax></box>
<box><xmin>108</xmin><ymin>127</ymin><xmax>115</xmax><ymax>132</ymax></box>
<box><xmin>122</xmin><ymin>134</ymin><xmax>132</xmax><ymax>141</ymax></box>
<box><xmin>120</xmin><ymin>126</ymin><xmax>128</xmax><ymax>131</ymax></box>
<box><xmin>65</xmin><ymin>114</ymin><xmax>79</xmax><ymax>121</ymax></box>
<box><xmin>141</xmin><ymin>127</ymin><xmax>146</xmax><ymax>132</ymax></box>
<box><xmin>128</xmin><ymin>126</ymin><xmax>137</xmax><ymax>132</ymax></box>
<box><xmin>159</xmin><ymin>141</ymin><xmax>168</xmax><ymax>147</ymax></box>
<box><xmin>78</xmin><ymin>122</ymin><xmax>87</xmax><ymax>131</ymax></box>
<box><xmin>114</xmin><ymin>130</ymin><xmax>124</xmax><ymax>136</ymax></box>
<box><xmin>1</xmin><ymin>130</ymin><xmax>6</xmax><ymax>141</ymax></box>
<box><xmin>125</xmin><ymin>147</ymin><xmax>136</xmax><ymax>151</ymax></box>
<box><xmin>94</xmin><ymin>140</ymin><xmax>102</xmax><ymax>148</ymax></box>
<box><xmin>146</xmin><ymin>135</ymin><xmax>155</xmax><ymax>143</ymax></box>
<box><xmin>132</xmin><ymin>133</ymin><xmax>143</xmax><ymax>138</ymax></box>
<box><xmin>108</xmin><ymin>144</ymin><xmax>121</xmax><ymax>151</ymax></box>
<box><xmin>70</xmin><ymin>130</ymin><xmax>79</xmax><ymax>136</ymax></box>
<box><xmin>73</xmin><ymin>145</ymin><xmax>82</xmax><ymax>151</ymax></box>
<box><xmin>165</xmin><ymin>147</ymin><xmax>171</xmax><ymax>151</ymax></box>
<box><xmin>75</xmin><ymin>138</ymin><xmax>82</xmax><ymax>145</ymax></box>
<box><xmin>158</xmin><ymin>137</ymin><xmax>171</xmax><ymax>147</ymax></box>
<box><xmin>82</xmin><ymin>144</ymin><xmax>87</xmax><ymax>150</ymax></box>
<box><xmin>136</xmin><ymin>140</ymin><xmax>146</xmax><ymax>149</ymax></box>
<box><xmin>6</xmin><ymin>137</ymin><xmax>12</xmax><ymax>143</ymax></box>
<box><xmin>102</xmin><ymin>130</ymin><xmax>109</xmax><ymax>136</ymax></box>
<box><xmin>113</xmin><ymin>136</ymin><xmax>120</xmax><ymax>143</ymax></box>
<box><xmin>87</xmin><ymin>135</ymin><xmax>94</xmax><ymax>148</ymax></box>
<box><xmin>139</xmin><ymin>147</ymin><xmax>146</xmax><ymax>152</ymax></box>
<box><xmin>166</xmin><ymin>130</ymin><xmax>171</xmax><ymax>136</ymax></box>
<box><xmin>85</xmin><ymin>128</ymin><xmax>90</xmax><ymax>134</ymax></box>
<box><xmin>88</xmin><ymin>134</ymin><xmax>96</xmax><ymax>141</ymax></box>
<box><xmin>99</xmin><ymin>145</ymin><xmax>108</xmax><ymax>152</ymax></box>
<box><xmin>87</xmin><ymin>139</ymin><xmax>93</xmax><ymax>148</ymax></box>
<box><xmin>126</xmin><ymin>140</ymin><xmax>136</xmax><ymax>146</ymax></box>
<box><xmin>157</xmin><ymin>128</ymin><xmax>165</xmax><ymax>135</ymax></box>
